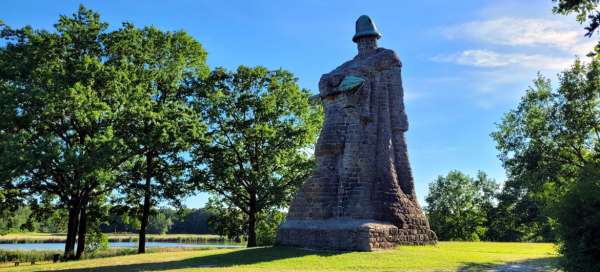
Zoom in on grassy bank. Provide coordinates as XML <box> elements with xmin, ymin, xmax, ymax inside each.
<box><xmin>0</xmin><ymin>247</ymin><xmax>207</xmax><ymax>269</ymax></box>
<box><xmin>0</xmin><ymin>242</ymin><xmax>559</xmax><ymax>272</ymax></box>
<box><xmin>0</xmin><ymin>233</ymin><xmax>227</xmax><ymax>244</ymax></box>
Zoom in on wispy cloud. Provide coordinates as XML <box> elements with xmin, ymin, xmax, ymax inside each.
<box><xmin>432</xmin><ymin>15</ymin><xmax>595</xmax><ymax>107</ymax></box>
<box><xmin>437</xmin><ymin>17</ymin><xmax>592</xmax><ymax>69</ymax></box>
<box><xmin>443</xmin><ymin>17</ymin><xmax>582</xmax><ymax>51</ymax></box>
<box><xmin>432</xmin><ymin>49</ymin><xmax>573</xmax><ymax>70</ymax></box>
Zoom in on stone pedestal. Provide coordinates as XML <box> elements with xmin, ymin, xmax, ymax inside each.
<box><xmin>277</xmin><ymin>219</ymin><xmax>437</xmax><ymax>251</ymax></box>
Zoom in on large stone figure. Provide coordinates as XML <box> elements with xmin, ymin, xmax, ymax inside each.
<box><xmin>276</xmin><ymin>15</ymin><xmax>437</xmax><ymax>251</ymax></box>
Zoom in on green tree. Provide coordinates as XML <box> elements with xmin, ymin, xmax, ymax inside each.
<box><xmin>553</xmin><ymin>0</ymin><xmax>600</xmax><ymax>56</ymax></box>
<box><xmin>0</xmin><ymin>206</ymin><xmax>33</xmax><ymax>233</ymax></box>
<box><xmin>205</xmin><ymin>196</ymin><xmax>248</xmax><ymax>243</ymax></box>
<box><xmin>425</xmin><ymin>170</ymin><xmax>498</xmax><ymax>241</ymax></box>
<box><xmin>193</xmin><ymin>66</ymin><xmax>322</xmax><ymax>247</ymax></box>
<box><xmin>556</xmin><ymin>162</ymin><xmax>600</xmax><ymax>272</ymax></box>
<box><xmin>255</xmin><ymin>210</ymin><xmax>285</xmax><ymax>246</ymax></box>
<box><xmin>104</xmin><ymin>23</ymin><xmax>208</xmax><ymax>253</ymax></box>
<box><xmin>205</xmin><ymin>195</ymin><xmax>285</xmax><ymax>245</ymax></box>
<box><xmin>0</xmin><ymin>6</ymin><xmax>129</xmax><ymax>259</ymax></box>
<box><xmin>493</xmin><ymin>59</ymin><xmax>600</xmax><ymax>268</ymax></box>
<box><xmin>147</xmin><ymin>211</ymin><xmax>173</xmax><ymax>235</ymax></box>
<box><xmin>169</xmin><ymin>208</ymin><xmax>213</xmax><ymax>234</ymax></box>
<box><xmin>492</xmin><ymin>60</ymin><xmax>600</xmax><ymax>242</ymax></box>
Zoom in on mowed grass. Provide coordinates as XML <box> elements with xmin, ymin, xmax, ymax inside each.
<box><xmin>0</xmin><ymin>242</ymin><xmax>559</xmax><ymax>272</ymax></box>
<box><xmin>0</xmin><ymin>233</ymin><xmax>225</xmax><ymax>243</ymax></box>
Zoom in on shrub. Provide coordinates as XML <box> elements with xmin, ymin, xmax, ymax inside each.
<box><xmin>556</xmin><ymin>165</ymin><xmax>600</xmax><ymax>272</ymax></box>
<box><xmin>0</xmin><ymin>249</ymin><xmax>61</xmax><ymax>263</ymax></box>
<box><xmin>85</xmin><ymin>231</ymin><xmax>109</xmax><ymax>253</ymax></box>
<box><xmin>256</xmin><ymin>211</ymin><xmax>285</xmax><ymax>246</ymax></box>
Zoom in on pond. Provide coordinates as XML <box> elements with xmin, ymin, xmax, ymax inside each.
<box><xmin>0</xmin><ymin>242</ymin><xmax>243</xmax><ymax>251</ymax></box>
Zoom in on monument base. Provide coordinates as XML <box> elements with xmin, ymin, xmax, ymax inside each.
<box><xmin>276</xmin><ymin>219</ymin><xmax>437</xmax><ymax>251</ymax></box>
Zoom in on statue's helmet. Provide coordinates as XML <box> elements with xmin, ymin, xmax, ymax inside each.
<box><xmin>352</xmin><ymin>15</ymin><xmax>381</xmax><ymax>42</ymax></box>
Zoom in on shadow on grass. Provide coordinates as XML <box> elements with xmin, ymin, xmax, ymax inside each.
<box><xmin>457</xmin><ymin>257</ymin><xmax>560</xmax><ymax>272</ymax></box>
<box><xmin>41</xmin><ymin>247</ymin><xmax>340</xmax><ymax>272</ymax></box>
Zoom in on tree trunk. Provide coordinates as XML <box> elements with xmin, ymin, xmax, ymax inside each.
<box><xmin>138</xmin><ymin>152</ymin><xmax>153</xmax><ymax>254</ymax></box>
<box><xmin>247</xmin><ymin>194</ymin><xmax>257</xmax><ymax>247</ymax></box>
<box><xmin>75</xmin><ymin>198</ymin><xmax>88</xmax><ymax>259</ymax></box>
<box><xmin>64</xmin><ymin>203</ymin><xmax>80</xmax><ymax>260</ymax></box>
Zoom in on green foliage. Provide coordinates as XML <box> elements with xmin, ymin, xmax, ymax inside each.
<box><xmin>104</xmin><ymin>20</ymin><xmax>208</xmax><ymax>252</ymax></box>
<box><xmin>205</xmin><ymin>196</ymin><xmax>247</xmax><ymax>242</ymax></box>
<box><xmin>553</xmin><ymin>0</ymin><xmax>600</xmax><ymax>56</ymax></box>
<box><xmin>494</xmin><ymin>58</ymin><xmax>600</xmax><ymax>266</ymax></box>
<box><xmin>0</xmin><ymin>247</ymin><xmax>161</xmax><ymax>264</ymax></box>
<box><xmin>169</xmin><ymin>208</ymin><xmax>213</xmax><ymax>234</ymax></box>
<box><xmin>0</xmin><ymin>4</ymin><xmax>210</xmax><ymax>256</ymax></box>
<box><xmin>425</xmin><ymin>170</ymin><xmax>498</xmax><ymax>241</ymax></box>
<box><xmin>85</xmin><ymin>231</ymin><xmax>109</xmax><ymax>253</ymax></box>
<box><xmin>485</xmin><ymin>181</ymin><xmax>557</xmax><ymax>242</ymax></box>
<box><xmin>0</xmin><ymin>206</ymin><xmax>33</xmax><ymax>234</ymax></box>
<box><xmin>100</xmin><ymin>207</ymin><xmax>213</xmax><ymax>235</ymax></box>
<box><xmin>256</xmin><ymin>210</ymin><xmax>285</xmax><ymax>246</ymax></box>
<box><xmin>0</xmin><ymin>5</ymin><xmax>132</xmax><ymax>257</ymax></box>
<box><xmin>492</xmin><ymin>60</ymin><xmax>600</xmax><ymax>242</ymax></box>
<box><xmin>0</xmin><ymin>249</ymin><xmax>62</xmax><ymax>264</ymax></box>
<box><xmin>556</xmin><ymin>163</ymin><xmax>600</xmax><ymax>272</ymax></box>
<box><xmin>107</xmin><ymin>22</ymin><xmax>208</xmax><ymax>204</ymax></box>
<box><xmin>147</xmin><ymin>212</ymin><xmax>173</xmax><ymax>235</ymax></box>
<box><xmin>205</xmin><ymin>196</ymin><xmax>286</xmax><ymax>245</ymax></box>
<box><xmin>553</xmin><ymin>0</ymin><xmax>599</xmax><ymax>23</ymax></box>
<box><xmin>192</xmin><ymin>66</ymin><xmax>323</xmax><ymax>246</ymax></box>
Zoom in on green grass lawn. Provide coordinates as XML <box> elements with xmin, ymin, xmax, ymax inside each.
<box><xmin>0</xmin><ymin>242</ymin><xmax>559</xmax><ymax>272</ymax></box>
<box><xmin>0</xmin><ymin>233</ymin><xmax>225</xmax><ymax>243</ymax></box>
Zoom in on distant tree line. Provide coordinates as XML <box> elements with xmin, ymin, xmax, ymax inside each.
<box><xmin>0</xmin><ymin>206</ymin><xmax>214</xmax><ymax>235</ymax></box>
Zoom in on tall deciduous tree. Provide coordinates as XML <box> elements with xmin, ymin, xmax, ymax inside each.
<box><xmin>493</xmin><ymin>59</ymin><xmax>600</xmax><ymax>269</ymax></box>
<box><xmin>104</xmin><ymin>24</ymin><xmax>208</xmax><ymax>253</ymax></box>
<box><xmin>425</xmin><ymin>170</ymin><xmax>498</xmax><ymax>241</ymax></box>
<box><xmin>192</xmin><ymin>66</ymin><xmax>322</xmax><ymax>247</ymax></box>
<box><xmin>491</xmin><ymin>60</ymin><xmax>599</xmax><ymax>242</ymax></box>
<box><xmin>0</xmin><ymin>6</ymin><xmax>128</xmax><ymax>259</ymax></box>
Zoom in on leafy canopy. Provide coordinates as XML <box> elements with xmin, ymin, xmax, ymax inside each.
<box><xmin>193</xmin><ymin>65</ymin><xmax>322</xmax><ymax>246</ymax></box>
<box><xmin>426</xmin><ymin>170</ymin><xmax>498</xmax><ymax>241</ymax></box>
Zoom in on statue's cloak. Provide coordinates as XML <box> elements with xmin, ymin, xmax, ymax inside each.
<box><xmin>277</xmin><ymin>48</ymin><xmax>437</xmax><ymax>250</ymax></box>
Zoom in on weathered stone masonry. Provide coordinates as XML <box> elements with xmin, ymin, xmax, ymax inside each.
<box><xmin>276</xmin><ymin>15</ymin><xmax>437</xmax><ymax>251</ymax></box>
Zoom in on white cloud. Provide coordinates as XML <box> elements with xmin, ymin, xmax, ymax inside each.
<box><xmin>432</xmin><ymin>49</ymin><xmax>573</xmax><ymax>70</ymax></box>
<box><xmin>443</xmin><ymin>17</ymin><xmax>582</xmax><ymax>52</ymax></box>
<box><xmin>420</xmin><ymin>0</ymin><xmax>600</xmax><ymax>110</ymax></box>
<box><xmin>438</xmin><ymin>17</ymin><xmax>594</xmax><ymax>71</ymax></box>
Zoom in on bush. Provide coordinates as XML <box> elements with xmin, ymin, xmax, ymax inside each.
<box><xmin>0</xmin><ymin>249</ymin><xmax>61</xmax><ymax>263</ymax></box>
<box><xmin>85</xmin><ymin>231</ymin><xmax>109</xmax><ymax>253</ymax></box>
<box><xmin>256</xmin><ymin>211</ymin><xmax>285</xmax><ymax>246</ymax></box>
<box><xmin>557</xmin><ymin>165</ymin><xmax>600</xmax><ymax>272</ymax></box>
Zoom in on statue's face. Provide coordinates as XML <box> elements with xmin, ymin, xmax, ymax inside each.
<box><xmin>356</xmin><ymin>37</ymin><xmax>378</xmax><ymax>54</ymax></box>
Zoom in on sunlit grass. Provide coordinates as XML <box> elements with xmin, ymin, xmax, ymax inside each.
<box><xmin>0</xmin><ymin>242</ymin><xmax>560</xmax><ymax>272</ymax></box>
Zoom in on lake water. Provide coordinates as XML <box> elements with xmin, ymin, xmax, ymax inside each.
<box><xmin>0</xmin><ymin>242</ymin><xmax>242</xmax><ymax>251</ymax></box>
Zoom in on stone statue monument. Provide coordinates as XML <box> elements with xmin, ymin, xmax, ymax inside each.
<box><xmin>276</xmin><ymin>15</ymin><xmax>437</xmax><ymax>251</ymax></box>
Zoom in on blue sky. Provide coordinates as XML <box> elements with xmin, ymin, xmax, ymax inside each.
<box><xmin>2</xmin><ymin>0</ymin><xmax>593</xmax><ymax>208</ymax></box>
